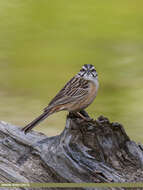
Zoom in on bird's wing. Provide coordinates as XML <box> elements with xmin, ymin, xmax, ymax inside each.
<box><xmin>44</xmin><ymin>77</ymin><xmax>89</xmax><ymax>111</ymax></box>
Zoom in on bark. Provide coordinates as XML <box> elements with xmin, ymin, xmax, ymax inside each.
<box><xmin>0</xmin><ymin>111</ymin><xmax>143</xmax><ymax>190</ymax></box>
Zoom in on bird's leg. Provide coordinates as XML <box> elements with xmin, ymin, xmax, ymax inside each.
<box><xmin>79</xmin><ymin>110</ymin><xmax>90</xmax><ymax>118</ymax></box>
<box><xmin>76</xmin><ymin>111</ymin><xmax>93</xmax><ymax>122</ymax></box>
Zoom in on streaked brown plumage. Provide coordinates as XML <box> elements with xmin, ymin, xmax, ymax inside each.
<box><xmin>22</xmin><ymin>64</ymin><xmax>99</xmax><ymax>134</ymax></box>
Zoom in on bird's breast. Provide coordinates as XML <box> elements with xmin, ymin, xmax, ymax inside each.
<box><xmin>68</xmin><ymin>80</ymin><xmax>99</xmax><ymax>111</ymax></box>
<box><xmin>83</xmin><ymin>80</ymin><xmax>98</xmax><ymax>107</ymax></box>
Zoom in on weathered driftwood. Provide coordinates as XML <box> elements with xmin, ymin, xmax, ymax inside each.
<box><xmin>0</xmin><ymin>111</ymin><xmax>143</xmax><ymax>190</ymax></box>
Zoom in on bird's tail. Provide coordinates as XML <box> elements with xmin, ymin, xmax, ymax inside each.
<box><xmin>22</xmin><ymin>109</ymin><xmax>52</xmax><ymax>134</ymax></box>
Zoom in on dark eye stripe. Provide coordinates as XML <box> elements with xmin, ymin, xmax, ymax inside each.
<box><xmin>80</xmin><ymin>69</ymin><xmax>85</xmax><ymax>72</ymax></box>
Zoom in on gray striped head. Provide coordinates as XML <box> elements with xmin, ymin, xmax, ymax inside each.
<box><xmin>77</xmin><ymin>64</ymin><xmax>98</xmax><ymax>80</ymax></box>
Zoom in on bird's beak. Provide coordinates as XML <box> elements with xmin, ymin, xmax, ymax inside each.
<box><xmin>87</xmin><ymin>71</ymin><xmax>90</xmax><ymax>75</ymax></box>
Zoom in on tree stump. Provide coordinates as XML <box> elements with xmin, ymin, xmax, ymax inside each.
<box><xmin>0</xmin><ymin>111</ymin><xmax>143</xmax><ymax>190</ymax></box>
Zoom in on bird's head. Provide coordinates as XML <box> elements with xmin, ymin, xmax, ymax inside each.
<box><xmin>77</xmin><ymin>64</ymin><xmax>98</xmax><ymax>81</ymax></box>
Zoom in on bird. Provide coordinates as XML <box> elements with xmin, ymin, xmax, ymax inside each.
<box><xmin>22</xmin><ymin>64</ymin><xmax>99</xmax><ymax>134</ymax></box>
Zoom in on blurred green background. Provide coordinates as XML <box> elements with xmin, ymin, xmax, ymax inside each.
<box><xmin>0</xmin><ymin>0</ymin><xmax>143</xmax><ymax>142</ymax></box>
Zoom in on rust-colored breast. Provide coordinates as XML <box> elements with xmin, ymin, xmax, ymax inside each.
<box><xmin>81</xmin><ymin>81</ymin><xmax>98</xmax><ymax>108</ymax></box>
<box><xmin>67</xmin><ymin>81</ymin><xmax>98</xmax><ymax>111</ymax></box>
